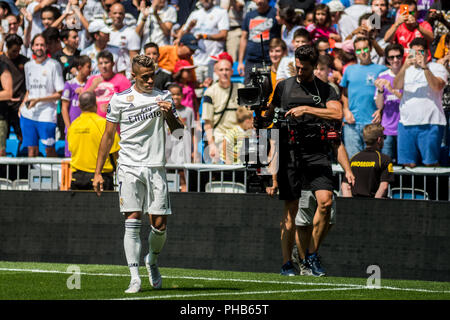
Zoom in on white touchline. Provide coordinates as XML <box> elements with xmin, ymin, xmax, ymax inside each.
<box><xmin>1</xmin><ymin>267</ymin><xmax>449</xmax><ymax>294</ymax></box>
<box><xmin>112</xmin><ymin>287</ymin><xmax>364</xmax><ymax>301</ymax></box>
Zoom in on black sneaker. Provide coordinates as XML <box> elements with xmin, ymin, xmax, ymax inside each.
<box><xmin>307</xmin><ymin>252</ymin><xmax>326</xmax><ymax>277</ymax></box>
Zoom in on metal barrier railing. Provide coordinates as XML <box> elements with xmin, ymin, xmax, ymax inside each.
<box><xmin>1</xmin><ymin>158</ymin><xmax>449</xmax><ymax>201</ymax></box>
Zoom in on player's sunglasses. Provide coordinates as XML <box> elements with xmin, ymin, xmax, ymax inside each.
<box><xmin>387</xmin><ymin>54</ymin><xmax>402</xmax><ymax>60</ymax></box>
<box><xmin>355</xmin><ymin>47</ymin><xmax>370</xmax><ymax>55</ymax></box>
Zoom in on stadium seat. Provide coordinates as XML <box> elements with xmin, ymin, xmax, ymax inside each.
<box><xmin>5</xmin><ymin>139</ymin><xmax>19</xmax><ymax>157</ymax></box>
<box><xmin>0</xmin><ymin>178</ymin><xmax>13</xmax><ymax>190</ymax></box>
<box><xmin>205</xmin><ymin>181</ymin><xmax>246</xmax><ymax>193</ymax></box>
<box><xmin>166</xmin><ymin>173</ymin><xmax>180</xmax><ymax>192</ymax></box>
<box><xmin>12</xmin><ymin>179</ymin><xmax>30</xmax><ymax>190</ymax></box>
<box><xmin>390</xmin><ymin>188</ymin><xmax>429</xmax><ymax>200</ymax></box>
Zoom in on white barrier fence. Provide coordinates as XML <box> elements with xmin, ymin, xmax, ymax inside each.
<box><xmin>0</xmin><ymin>158</ymin><xmax>449</xmax><ymax>201</ymax></box>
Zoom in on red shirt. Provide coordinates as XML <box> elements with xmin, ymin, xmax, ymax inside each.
<box><xmin>394</xmin><ymin>21</ymin><xmax>432</xmax><ymax>59</ymax></box>
<box><xmin>394</xmin><ymin>21</ymin><xmax>432</xmax><ymax>49</ymax></box>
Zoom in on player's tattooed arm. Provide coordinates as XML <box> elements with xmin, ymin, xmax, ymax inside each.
<box><xmin>158</xmin><ymin>101</ymin><xmax>184</xmax><ymax>133</ymax></box>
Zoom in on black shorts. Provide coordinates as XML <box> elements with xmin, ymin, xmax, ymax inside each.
<box><xmin>278</xmin><ymin>161</ymin><xmax>334</xmax><ymax>201</ymax></box>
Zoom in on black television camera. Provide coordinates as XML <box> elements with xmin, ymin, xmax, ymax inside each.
<box><xmin>272</xmin><ymin>101</ymin><xmax>342</xmax><ymax>147</ymax></box>
<box><xmin>236</xmin><ymin>35</ymin><xmax>273</xmax><ymax>192</ymax></box>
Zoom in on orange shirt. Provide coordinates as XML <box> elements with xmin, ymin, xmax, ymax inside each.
<box><xmin>158</xmin><ymin>45</ymin><xmax>194</xmax><ymax>74</ymax></box>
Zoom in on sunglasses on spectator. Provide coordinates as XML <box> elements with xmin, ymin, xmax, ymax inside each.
<box><xmin>387</xmin><ymin>54</ymin><xmax>402</xmax><ymax>60</ymax></box>
<box><xmin>409</xmin><ymin>11</ymin><xmax>415</xmax><ymax>15</ymax></box>
<box><xmin>355</xmin><ymin>47</ymin><xmax>370</xmax><ymax>55</ymax></box>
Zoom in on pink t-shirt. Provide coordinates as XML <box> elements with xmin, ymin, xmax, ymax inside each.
<box><xmin>85</xmin><ymin>73</ymin><xmax>131</xmax><ymax>118</ymax></box>
<box><xmin>306</xmin><ymin>23</ymin><xmax>337</xmax><ymax>41</ymax></box>
<box><xmin>179</xmin><ymin>82</ymin><xmax>197</xmax><ymax>116</ymax></box>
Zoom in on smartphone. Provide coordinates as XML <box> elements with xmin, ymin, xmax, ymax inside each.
<box><xmin>408</xmin><ymin>49</ymin><xmax>416</xmax><ymax>59</ymax></box>
<box><xmin>399</xmin><ymin>4</ymin><xmax>409</xmax><ymax>15</ymax></box>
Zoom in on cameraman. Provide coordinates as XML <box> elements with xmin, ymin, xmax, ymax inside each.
<box><xmin>264</xmin><ymin>45</ymin><xmax>343</xmax><ymax>276</ymax></box>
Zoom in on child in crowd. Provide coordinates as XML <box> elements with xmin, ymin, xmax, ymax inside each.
<box><xmin>276</xmin><ymin>28</ymin><xmax>312</xmax><ymax>83</ymax></box>
<box><xmin>165</xmin><ymin>83</ymin><xmax>196</xmax><ymax>192</ymax></box>
<box><xmin>173</xmin><ymin>59</ymin><xmax>199</xmax><ymax>119</ymax></box>
<box><xmin>61</xmin><ymin>55</ymin><xmax>91</xmax><ymax>157</ymax></box>
<box><xmin>314</xmin><ymin>54</ymin><xmax>340</xmax><ymax>97</ymax></box>
<box><xmin>268</xmin><ymin>38</ymin><xmax>287</xmax><ymax>103</ymax></box>
<box><xmin>221</xmin><ymin>106</ymin><xmax>253</xmax><ymax>165</ymax></box>
<box><xmin>306</xmin><ymin>4</ymin><xmax>341</xmax><ymax>42</ymax></box>
<box><xmin>303</xmin><ymin>11</ymin><xmax>314</xmax><ymax>28</ymax></box>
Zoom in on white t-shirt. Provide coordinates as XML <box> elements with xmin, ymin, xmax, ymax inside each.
<box><xmin>80</xmin><ymin>44</ymin><xmax>128</xmax><ymax>75</ymax></box>
<box><xmin>276</xmin><ymin>55</ymin><xmax>295</xmax><ymax>81</ymax></box>
<box><xmin>21</xmin><ymin>58</ymin><xmax>65</xmax><ymax>123</ymax></box>
<box><xmin>399</xmin><ymin>62</ymin><xmax>448</xmax><ymax>126</ymax></box>
<box><xmin>108</xmin><ymin>26</ymin><xmax>141</xmax><ymax>78</ymax></box>
<box><xmin>282</xmin><ymin>25</ymin><xmax>304</xmax><ymax>56</ymax></box>
<box><xmin>138</xmin><ymin>5</ymin><xmax>177</xmax><ymax>49</ymax></box>
<box><xmin>106</xmin><ymin>86</ymin><xmax>178</xmax><ymax>167</ymax></box>
<box><xmin>183</xmin><ymin>5</ymin><xmax>230</xmax><ymax>66</ymax></box>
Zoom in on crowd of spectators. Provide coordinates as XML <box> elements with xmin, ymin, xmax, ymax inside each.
<box><xmin>0</xmin><ymin>0</ymin><xmax>449</xmax><ymax>169</ymax></box>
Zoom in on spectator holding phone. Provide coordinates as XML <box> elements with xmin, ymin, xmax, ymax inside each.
<box><xmin>393</xmin><ymin>37</ymin><xmax>448</xmax><ymax>167</ymax></box>
<box><xmin>384</xmin><ymin>0</ymin><xmax>434</xmax><ymax>54</ymax></box>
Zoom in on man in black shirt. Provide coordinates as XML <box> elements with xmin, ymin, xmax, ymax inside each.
<box><xmin>52</xmin><ymin>29</ymin><xmax>81</xmax><ymax>82</ymax></box>
<box><xmin>341</xmin><ymin>124</ymin><xmax>394</xmax><ymax>198</ymax></box>
<box><xmin>264</xmin><ymin>45</ymin><xmax>342</xmax><ymax>277</ymax></box>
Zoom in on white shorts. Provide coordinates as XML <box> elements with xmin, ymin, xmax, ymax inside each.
<box><xmin>117</xmin><ymin>164</ymin><xmax>172</xmax><ymax>215</ymax></box>
<box><xmin>295</xmin><ymin>190</ymin><xmax>336</xmax><ymax>226</ymax></box>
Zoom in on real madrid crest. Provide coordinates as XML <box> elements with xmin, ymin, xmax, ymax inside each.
<box><xmin>126</xmin><ymin>95</ymin><xmax>134</xmax><ymax>102</ymax></box>
<box><xmin>42</xmin><ymin>70</ymin><xmax>47</xmax><ymax>76</ymax></box>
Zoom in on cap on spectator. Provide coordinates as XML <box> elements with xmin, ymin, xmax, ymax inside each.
<box><xmin>334</xmin><ymin>40</ymin><xmax>354</xmax><ymax>53</ymax></box>
<box><xmin>327</xmin><ymin>0</ymin><xmax>345</xmax><ymax>13</ymax></box>
<box><xmin>88</xmin><ymin>20</ymin><xmax>111</xmax><ymax>34</ymax></box>
<box><xmin>174</xmin><ymin>59</ymin><xmax>196</xmax><ymax>74</ymax></box>
<box><xmin>179</xmin><ymin>33</ymin><xmax>199</xmax><ymax>51</ymax></box>
<box><xmin>211</xmin><ymin>52</ymin><xmax>233</xmax><ymax>65</ymax></box>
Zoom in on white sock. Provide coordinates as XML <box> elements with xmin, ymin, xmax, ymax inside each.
<box><xmin>148</xmin><ymin>225</ymin><xmax>167</xmax><ymax>266</ymax></box>
<box><xmin>124</xmin><ymin>219</ymin><xmax>142</xmax><ymax>280</ymax></box>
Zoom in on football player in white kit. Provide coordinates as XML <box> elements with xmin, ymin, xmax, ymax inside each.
<box><xmin>93</xmin><ymin>55</ymin><xmax>184</xmax><ymax>293</ymax></box>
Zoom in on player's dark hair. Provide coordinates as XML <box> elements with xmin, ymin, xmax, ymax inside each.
<box><xmin>97</xmin><ymin>50</ymin><xmax>114</xmax><ymax>63</ymax></box>
<box><xmin>410</xmin><ymin>37</ymin><xmax>428</xmax><ymax>50</ymax></box>
<box><xmin>295</xmin><ymin>44</ymin><xmax>318</xmax><ymax>66</ymax></box>
<box><xmin>131</xmin><ymin>54</ymin><xmax>156</xmax><ymax>73</ymax></box>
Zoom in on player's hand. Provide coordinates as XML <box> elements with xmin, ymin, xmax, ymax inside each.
<box><xmin>157</xmin><ymin>100</ymin><xmax>172</xmax><ymax>113</ymax></box>
<box><xmin>92</xmin><ymin>173</ymin><xmax>104</xmax><ymax>196</ymax></box>
<box><xmin>285</xmin><ymin>106</ymin><xmax>308</xmax><ymax>119</ymax></box>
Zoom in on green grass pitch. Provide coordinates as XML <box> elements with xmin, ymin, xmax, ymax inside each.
<box><xmin>1</xmin><ymin>261</ymin><xmax>449</xmax><ymax>300</ymax></box>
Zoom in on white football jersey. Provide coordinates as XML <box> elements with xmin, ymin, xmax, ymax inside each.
<box><xmin>107</xmin><ymin>85</ymin><xmax>178</xmax><ymax>167</ymax></box>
